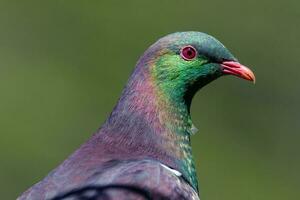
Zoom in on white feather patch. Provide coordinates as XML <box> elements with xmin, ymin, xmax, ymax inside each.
<box><xmin>160</xmin><ymin>163</ymin><xmax>182</xmax><ymax>176</ymax></box>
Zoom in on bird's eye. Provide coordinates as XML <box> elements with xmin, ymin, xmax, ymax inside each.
<box><xmin>180</xmin><ymin>45</ymin><xmax>197</xmax><ymax>61</ymax></box>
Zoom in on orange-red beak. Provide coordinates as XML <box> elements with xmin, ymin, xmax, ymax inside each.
<box><xmin>221</xmin><ymin>61</ymin><xmax>256</xmax><ymax>83</ymax></box>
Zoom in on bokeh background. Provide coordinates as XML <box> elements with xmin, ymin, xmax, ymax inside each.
<box><xmin>0</xmin><ymin>0</ymin><xmax>299</xmax><ymax>199</ymax></box>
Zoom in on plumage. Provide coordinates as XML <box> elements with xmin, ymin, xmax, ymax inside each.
<box><xmin>18</xmin><ymin>32</ymin><xmax>255</xmax><ymax>200</ymax></box>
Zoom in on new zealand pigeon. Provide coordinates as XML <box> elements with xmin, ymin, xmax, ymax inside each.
<box><xmin>18</xmin><ymin>32</ymin><xmax>255</xmax><ymax>200</ymax></box>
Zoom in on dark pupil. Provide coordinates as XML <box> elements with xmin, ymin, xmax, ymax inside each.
<box><xmin>185</xmin><ymin>47</ymin><xmax>194</xmax><ymax>58</ymax></box>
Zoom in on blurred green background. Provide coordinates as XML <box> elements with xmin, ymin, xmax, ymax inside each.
<box><xmin>0</xmin><ymin>0</ymin><xmax>299</xmax><ymax>199</ymax></box>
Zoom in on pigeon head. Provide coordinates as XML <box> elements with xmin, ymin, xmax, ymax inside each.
<box><xmin>137</xmin><ymin>32</ymin><xmax>255</xmax><ymax>105</ymax></box>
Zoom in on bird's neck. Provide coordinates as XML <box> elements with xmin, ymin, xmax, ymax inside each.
<box><xmin>103</xmin><ymin>65</ymin><xmax>198</xmax><ymax>190</ymax></box>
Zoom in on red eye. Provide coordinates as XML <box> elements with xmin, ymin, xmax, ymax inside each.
<box><xmin>180</xmin><ymin>45</ymin><xmax>197</xmax><ymax>61</ymax></box>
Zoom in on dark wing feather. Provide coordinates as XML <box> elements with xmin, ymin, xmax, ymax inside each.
<box><xmin>50</xmin><ymin>184</ymin><xmax>152</xmax><ymax>200</ymax></box>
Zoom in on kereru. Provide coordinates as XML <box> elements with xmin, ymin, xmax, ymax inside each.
<box><xmin>18</xmin><ymin>32</ymin><xmax>255</xmax><ymax>200</ymax></box>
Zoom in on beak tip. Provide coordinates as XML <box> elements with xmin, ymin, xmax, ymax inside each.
<box><xmin>248</xmin><ymin>72</ymin><xmax>256</xmax><ymax>84</ymax></box>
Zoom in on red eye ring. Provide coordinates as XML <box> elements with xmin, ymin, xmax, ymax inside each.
<box><xmin>180</xmin><ymin>45</ymin><xmax>197</xmax><ymax>61</ymax></box>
